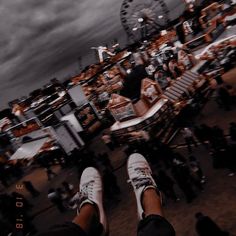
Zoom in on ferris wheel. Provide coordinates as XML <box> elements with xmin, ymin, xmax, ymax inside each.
<box><xmin>120</xmin><ymin>0</ymin><xmax>171</xmax><ymax>41</ymax></box>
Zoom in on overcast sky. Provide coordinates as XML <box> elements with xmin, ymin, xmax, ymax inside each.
<box><xmin>0</xmin><ymin>0</ymin><xmax>187</xmax><ymax>108</ymax></box>
<box><xmin>0</xmin><ymin>0</ymin><xmax>128</xmax><ymax>108</ymax></box>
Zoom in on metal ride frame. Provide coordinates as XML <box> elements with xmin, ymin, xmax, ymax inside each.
<box><xmin>120</xmin><ymin>0</ymin><xmax>170</xmax><ymax>41</ymax></box>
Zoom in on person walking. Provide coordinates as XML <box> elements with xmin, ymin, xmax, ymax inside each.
<box><xmin>182</xmin><ymin>127</ymin><xmax>198</xmax><ymax>153</ymax></box>
<box><xmin>46</xmin><ymin>167</ymin><xmax>57</xmax><ymax>181</ymax></box>
<box><xmin>98</xmin><ymin>152</ymin><xmax>114</xmax><ymax>171</ymax></box>
<box><xmin>102</xmin><ymin>168</ymin><xmax>120</xmax><ymax>200</ymax></box>
<box><xmin>200</xmin><ymin>124</ymin><xmax>212</xmax><ymax>143</ymax></box>
<box><xmin>47</xmin><ymin>188</ymin><xmax>66</xmax><ymax>213</ymax></box>
<box><xmin>171</xmin><ymin>159</ymin><xmax>196</xmax><ymax>203</ymax></box>
<box><xmin>156</xmin><ymin>170</ymin><xmax>180</xmax><ymax>202</ymax></box>
<box><xmin>62</xmin><ymin>181</ymin><xmax>74</xmax><ymax>197</ymax></box>
<box><xmin>193</xmin><ymin>125</ymin><xmax>208</xmax><ymax>148</ymax></box>
<box><xmin>189</xmin><ymin>156</ymin><xmax>205</xmax><ymax>184</ymax></box>
<box><xmin>23</xmin><ymin>180</ymin><xmax>40</xmax><ymax>198</ymax></box>
<box><xmin>195</xmin><ymin>212</ymin><xmax>229</xmax><ymax>236</ymax></box>
<box><xmin>229</xmin><ymin>122</ymin><xmax>236</xmax><ymax>143</ymax></box>
<box><xmin>101</xmin><ymin>132</ymin><xmax>114</xmax><ymax>151</ymax></box>
<box><xmin>210</xmin><ymin>126</ymin><xmax>228</xmax><ymax>151</ymax></box>
<box><xmin>217</xmin><ymin>86</ymin><xmax>231</xmax><ymax>111</ymax></box>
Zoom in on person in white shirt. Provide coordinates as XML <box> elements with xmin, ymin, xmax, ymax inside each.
<box><xmin>182</xmin><ymin>127</ymin><xmax>198</xmax><ymax>153</ymax></box>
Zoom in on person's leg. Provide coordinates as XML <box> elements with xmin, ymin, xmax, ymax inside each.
<box><xmin>190</xmin><ymin>175</ymin><xmax>203</xmax><ymax>191</ymax></box>
<box><xmin>185</xmin><ymin>138</ymin><xmax>192</xmax><ymax>153</ymax></box>
<box><xmin>106</xmin><ymin>142</ymin><xmax>114</xmax><ymax>151</ymax></box>
<box><xmin>56</xmin><ymin>201</ymin><xmax>67</xmax><ymax>213</ymax></box>
<box><xmin>191</xmin><ymin>137</ymin><xmax>198</xmax><ymax>147</ymax></box>
<box><xmin>47</xmin><ymin>172</ymin><xmax>51</xmax><ymax>181</ymax></box>
<box><xmin>196</xmin><ymin>168</ymin><xmax>205</xmax><ymax>181</ymax></box>
<box><xmin>38</xmin><ymin>167</ymin><xmax>108</xmax><ymax>236</ymax></box>
<box><xmin>167</xmin><ymin>187</ymin><xmax>179</xmax><ymax>202</ymax></box>
<box><xmin>179</xmin><ymin>184</ymin><xmax>195</xmax><ymax>203</ymax></box>
<box><xmin>73</xmin><ymin>167</ymin><xmax>108</xmax><ymax>235</ymax></box>
<box><xmin>127</xmin><ymin>153</ymin><xmax>175</xmax><ymax>236</ymax></box>
<box><xmin>73</xmin><ymin>203</ymin><xmax>103</xmax><ymax>236</ymax></box>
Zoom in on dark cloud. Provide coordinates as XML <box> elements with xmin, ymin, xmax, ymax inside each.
<box><xmin>0</xmin><ymin>0</ymin><xmax>186</xmax><ymax>108</ymax></box>
<box><xmin>0</xmin><ymin>0</ymin><xmax>127</xmax><ymax>107</ymax></box>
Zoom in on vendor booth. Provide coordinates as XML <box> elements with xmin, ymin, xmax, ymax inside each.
<box><xmin>6</xmin><ymin>118</ymin><xmax>84</xmax><ymax>163</ymax></box>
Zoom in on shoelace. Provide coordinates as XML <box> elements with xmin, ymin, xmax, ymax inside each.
<box><xmin>79</xmin><ymin>180</ymin><xmax>95</xmax><ymax>202</ymax></box>
<box><xmin>69</xmin><ymin>180</ymin><xmax>95</xmax><ymax>208</ymax></box>
<box><xmin>128</xmin><ymin>167</ymin><xmax>154</xmax><ymax>189</ymax></box>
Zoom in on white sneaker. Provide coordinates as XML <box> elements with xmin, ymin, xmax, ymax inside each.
<box><xmin>78</xmin><ymin>167</ymin><xmax>108</xmax><ymax>235</ymax></box>
<box><xmin>127</xmin><ymin>153</ymin><xmax>160</xmax><ymax>220</ymax></box>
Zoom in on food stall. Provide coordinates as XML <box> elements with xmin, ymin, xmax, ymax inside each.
<box><xmin>178</xmin><ymin>2</ymin><xmax>227</xmax><ymax>49</ymax></box>
<box><xmin>108</xmin><ymin>79</ymin><xmax>175</xmax><ymax>143</ymax></box>
<box><xmin>6</xmin><ymin>117</ymin><xmax>84</xmax><ymax>164</ymax></box>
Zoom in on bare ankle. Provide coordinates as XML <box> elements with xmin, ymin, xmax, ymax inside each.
<box><xmin>73</xmin><ymin>203</ymin><xmax>99</xmax><ymax>234</ymax></box>
<box><xmin>142</xmin><ymin>188</ymin><xmax>163</xmax><ymax>217</ymax></box>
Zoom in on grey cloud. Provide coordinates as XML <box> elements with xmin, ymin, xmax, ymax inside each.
<box><xmin>0</xmin><ymin>0</ymin><xmax>129</xmax><ymax>107</ymax></box>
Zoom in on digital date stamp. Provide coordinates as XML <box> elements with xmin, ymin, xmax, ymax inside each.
<box><xmin>15</xmin><ymin>184</ymin><xmax>25</xmax><ymax>231</ymax></box>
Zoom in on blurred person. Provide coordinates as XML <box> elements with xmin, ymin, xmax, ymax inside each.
<box><xmin>189</xmin><ymin>155</ymin><xmax>205</xmax><ymax>184</ymax></box>
<box><xmin>200</xmin><ymin>124</ymin><xmax>212</xmax><ymax>143</ymax></box>
<box><xmin>195</xmin><ymin>212</ymin><xmax>229</xmax><ymax>236</ymax></box>
<box><xmin>193</xmin><ymin>125</ymin><xmax>208</xmax><ymax>148</ymax></box>
<box><xmin>168</xmin><ymin>59</ymin><xmax>182</xmax><ymax>78</ymax></box>
<box><xmin>210</xmin><ymin>126</ymin><xmax>227</xmax><ymax>151</ymax></box>
<box><xmin>156</xmin><ymin>170</ymin><xmax>180</xmax><ymax>202</ymax></box>
<box><xmin>158</xmin><ymin>142</ymin><xmax>175</xmax><ymax>169</ymax></box>
<box><xmin>163</xmin><ymin>63</ymin><xmax>173</xmax><ymax>79</ymax></box>
<box><xmin>178</xmin><ymin>49</ymin><xmax>193</xmax><ymax>70</ymax></box>
<box><xmin>48</xmin><ymin>188</ymin><xmax>66</xmax><ymax>213</ymax></box>
<box><xmin>182</xmin><ymin>127</ymin><xmax>198</xmax><ymax>153</ymax></box>
<box><xmin>171</xmin><ymin>159</ymin><xmax>196</xmax><ymax>203</ymax></box>
<box><xmin>0</xmin><ymin>167</ymin><xmax>9</xmax><ymax>188</ymax></box>
<box><xmin>56</xmin><ymin>187</ymin><xmax>68</xmax><ymax>200</ymax></box>
<box><xmin>46</xmin><ymin>167</ymin><xmax>57</xmax><ymax>181</ymax></box>
<box><xmin>23</xmin><ymin>180</ymin><xmax>40</xmax><ymax>198</ymax></box>
<box><xmin>154</xmin><ymin>70</ymin><xmax>171</xmax><ymax>89</ymax></box>
<box><xmin>229</xmin><ymin>122</ymin><xmax>236</xmax><ymax>142</ymax></box>
<box><xmin>101</xmin><ymin>132</ymin><xmax>114</xmax><ymax>151</ymax></box>
<box><xmin>217</xmin><ymin>86</ymin><xmax>231</xmax><ymax>111</ymax></box>
<box><xmin>62</xmin><ymin>181</ymin><xmax>74</xmax><ymax>197</ymax></box>
<box><xmin>225</xmin><ymin>144</ymin><xmax>236</xmax><ymax>177</ymax></box>
<box><xmin>98</xmin><ymin>152</ymin><xmax>114</xmax><ymax>171</ymax></box>
<box><xmin>102</xmin><ymin>168</ymin><xmax>120</xmax><ymax>200</ymax></box>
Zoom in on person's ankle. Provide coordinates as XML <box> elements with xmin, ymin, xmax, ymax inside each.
<box><xmin>73</xmin><ymin>203</ymin><xmax>100</xmax><ymax>233</ymax></box>
<box><xmin>80</xmin><ymin>202</ymin><xmax>99</xmax><ymax>219</ymax></box>
<box><xmin>142</xmin><ymin>188</ymin><xmax>163</xmax><ymax>218</ymax></box>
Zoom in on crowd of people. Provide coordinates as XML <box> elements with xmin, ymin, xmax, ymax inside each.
<box><xmin>0</xmin><ymin>121</ymin><xmax>235</xmax><ymax>236</ymax></box>
<box><xmin>0</xmin><ymin>120</ymin><xmax>235</xmax><ymax>236</ymax></box>
<box><xmin>47</xmin><ymin>181</ymin><xmax>74</xmax><ymax>213</ymax></box>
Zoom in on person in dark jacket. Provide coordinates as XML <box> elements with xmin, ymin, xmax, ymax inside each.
<box><xmin>156</xmin><ymin>170</ymin><xmax>179</xmax><ymax>202</ymax></box>
<box><xmin>195</xmin><ymin>212</ymin><xmax>229</xmax><ymax>236</ymax></box>
<box><xmin>23</xmin><ymin>180</ymin><xmax>40</xmax><ymax>198</ymax></box>
<box><xmin>171</xmin><ymin>160</ymin><xmax>196</xmax><ymax>203</ymax></box>
<box><xmin>229</xmin><ymin>122</ymin><xmax>236</xmax><ymax>142</ymax></box>
<box><xmin>217</xmin><ymin>86</ymin><xmax>231</xmax><ymax>111</ymax></box>
<box><xmin>48</xmin><ymin>188</ymin><xmax>66</xmax><ymax>213</ymax></box>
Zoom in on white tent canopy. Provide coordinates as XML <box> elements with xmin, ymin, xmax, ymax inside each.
<box><xmin>9</xmin><ymin>138</ymin><xmax>48</xmax><ymax>161</ymax></box>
